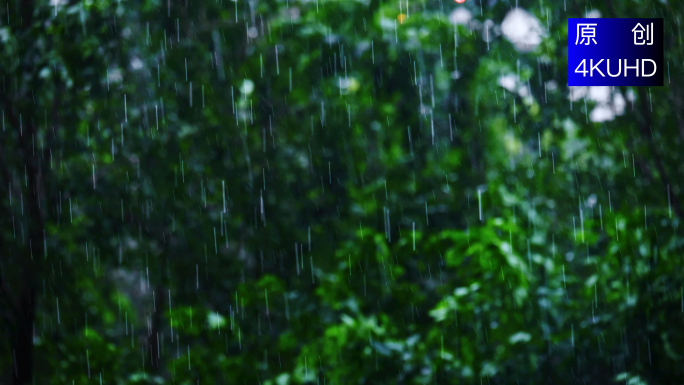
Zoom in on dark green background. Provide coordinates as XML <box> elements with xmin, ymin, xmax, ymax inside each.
<box><xmin>1</xmin><ymin>0</ymin><xmax>683</xmax><ymax>384</ymax></box>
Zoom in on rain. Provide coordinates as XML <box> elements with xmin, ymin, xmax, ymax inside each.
<box><xmin>0</xmin><ymin>0</ymin><xmax>682</xmax><ymax>384</ymax></box>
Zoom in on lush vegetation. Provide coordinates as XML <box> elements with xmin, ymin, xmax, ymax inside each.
<box><xmin>2</xmin><ymin>0</ymin><xmax>683</xmax><ymax>383</ymax></box>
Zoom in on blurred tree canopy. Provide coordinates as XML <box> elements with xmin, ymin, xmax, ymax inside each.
<box><xmin>2</xmin><ymin>0</ymin><xmax>684</xmax><ymax>384</ymax></box>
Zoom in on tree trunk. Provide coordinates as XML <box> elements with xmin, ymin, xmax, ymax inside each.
<box><xmin>7</xmin><ymin>106</ymin><xmax>44</xmax><ymax>385</ymax></box>
<box><xmin>12</xmin><ymin>281</ymin><xmax>36</xmax><ymax>385</ymax></box>
<box><xmin>7</xmin><ymin>0</ymin><xmax>39</xmax><ymax>381</ymax></box>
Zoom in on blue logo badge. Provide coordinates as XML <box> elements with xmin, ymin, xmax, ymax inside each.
<box><xmin>568</xmin><ymin>18</ymin><xmax>663</xmax><ymax>86</ymax></box>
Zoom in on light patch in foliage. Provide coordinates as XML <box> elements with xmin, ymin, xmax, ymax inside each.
<box><xmin>449</xmin><ymin>7</ymin><xmax>472</xmax><ymax>25</ymax></box>
<box><xmin>340</xmin><ymin>314</ymin><xmax>355</xmax><ymax>326</ymax></box>
<box><xmin>207</xmin><ymin>311</ymin><xmax>226</xmax><ymax>329</ymax></box>
<box><xmin>508</xmin><ymin>332</ymin><xmax>532</xmax><ymax>344</ymax></box>
<box><xmin>501</xmin><ymin>8</ymin><xmax>545</xmax><ymax>52</ymax></box>
<box><xmin>240</xmin><ymin>79</ymin><xmax>255</xmax><ymax>95</ymax></box>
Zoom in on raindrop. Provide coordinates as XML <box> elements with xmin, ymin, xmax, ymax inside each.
<box><xmin>478</xmin><ymin>189</ymin><xmax>482</xmax><ymax>221</ymax></box>
<box><xmin>275</xmin><ymin>46</ymin><xmax>280</xmax><ymax>75</ymax></box>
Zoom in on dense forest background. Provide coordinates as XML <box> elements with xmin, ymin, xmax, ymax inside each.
<box><xmin>2</xmin><ymin>0</ymin><xmax>684</xmax><ymax>383</ymax></box>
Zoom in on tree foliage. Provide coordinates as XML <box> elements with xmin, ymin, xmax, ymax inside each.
<box><xmin>2</xmin><ymin>0</ymin><xmax>684</xmax><ymax>384</ymax></box>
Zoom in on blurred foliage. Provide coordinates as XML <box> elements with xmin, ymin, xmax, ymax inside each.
<box><xmin>1</xmin><ymin>0</ymin><xmax>684</xmax><ymax>384</ymax></box>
